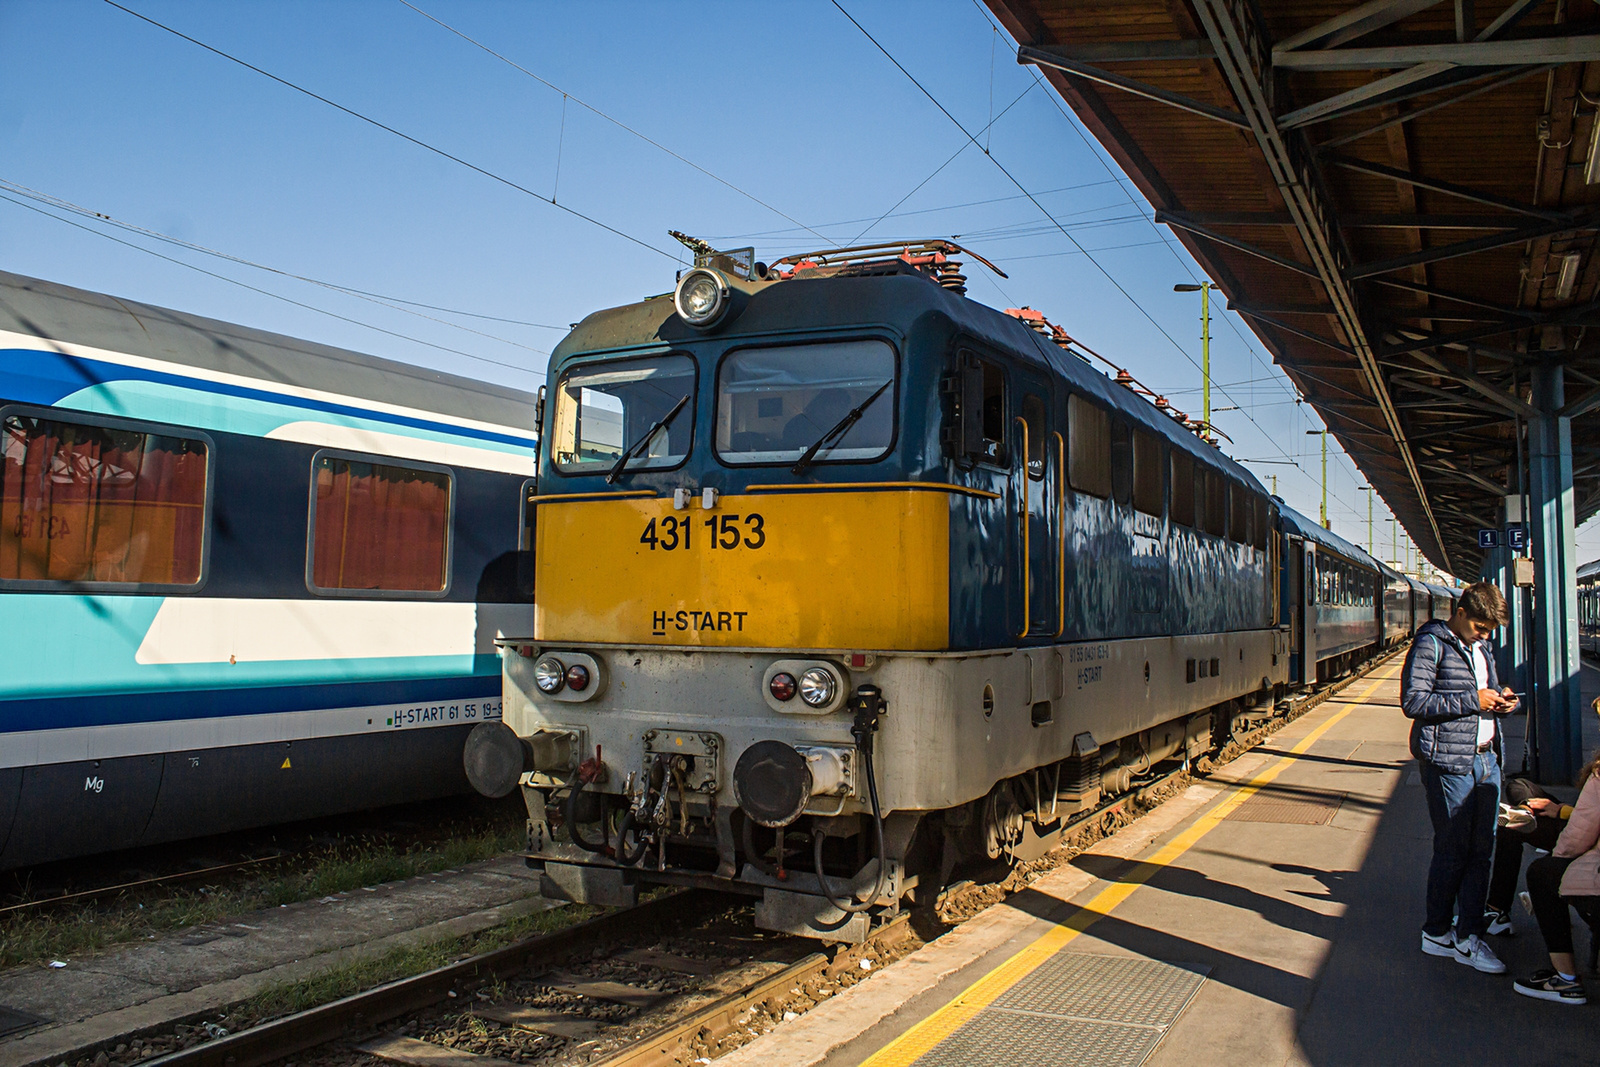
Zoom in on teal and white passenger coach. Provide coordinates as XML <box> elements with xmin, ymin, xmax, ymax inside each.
<box><xmin>0</xmin><ymin>271</ymin><xmax>538</xmax><ymax>868</ymax></box>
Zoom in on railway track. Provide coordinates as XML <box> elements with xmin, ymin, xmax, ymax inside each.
<box><xmin>91</xmin><ymin>647</ymin><xmax>1404</xmax><ymax>1067</ymax></box>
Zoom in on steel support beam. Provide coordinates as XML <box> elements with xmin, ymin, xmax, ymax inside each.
<box><xmin>1189</xmin><ymin>0</ymin><xmax>1450</xmax><ymax>571</ymax></box>
<box><xmin>1349</xmin><ymin>212</ymin><xmax>1600</xmax><ymax>278</ymax></box>
<box><xmin>1017</xmin><ymin>45</ymin><xmax>1250</xmax><ymax>128</ymax></box>
<box><xmin>1272</xmin><ymin>0</ymin><xmax>1445</xmax><ymax>54</ymax></box>
<box><xmin>1316</xmin><ymin>63</ymin><xmax>1555</xmax><ymax>148</ymax></box>
<box><xmin>1274</xmin><ymin>35</ymin><xmax>1600</xmax><ymax>71</ymax></box>
<box><xmin>1528</xmin><ymin>361</ymin><xmax>1582</xmax><ymax>782</ymax></box>
<box><xmin>1323</xmin><ymin>154</ymin><xmax>1562</xmax><ymax>220</ymax></box>
<box><xmin>1154</xmin><ymin>210</ymin><xmax>1322</xmax><ymax>276</ymax></box>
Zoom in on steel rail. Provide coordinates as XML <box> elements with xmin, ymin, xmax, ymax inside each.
<box><xmin>0</xmin><ymin>854</ymin><xmax>291</xmax><ymax>917</ymax></box>
<box><xmin>141</xmin><ymin>889</ymin><xmax>720</xmax><ymax>1067</ymax></box>
<box><xmin>131</xmin><ymin>645</ymin><xmax>1407</xmax><ymax>1067</ymax></box>
<box><xmin>586</xmin><ymin>915</ymin><xmax>916</xmax><ymax>1067</ymax></box>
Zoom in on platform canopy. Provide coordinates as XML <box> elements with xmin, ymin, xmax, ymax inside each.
<box><xmin>983</xmin><ymin>0</ymin><xmax>1600</xmax><ymax>574</ymax></box>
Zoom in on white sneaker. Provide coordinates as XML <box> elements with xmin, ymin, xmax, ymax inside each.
<box><xmin>1485</xmin><ymin>910</ymin><xmax>1514</xmax><ymax>936</ymax></box>
<box><xmin>1454</xmin><ymin>934</ymin><xmax>1507</xmax><ymax>974</ymax></box>
<box><xmin>1421</xmin><ymin>930</ymin><xmax>1456</xmax><ymax>957</ymax></box>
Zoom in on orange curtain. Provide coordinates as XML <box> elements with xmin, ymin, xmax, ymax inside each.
<box><xmin>312</xmin><ymin>458</ymin><xmax>447</xmax><ymax>591</ymax></box>
<box><xmin>0</xmin><ymin>417</ymin><xmax>206</xmax><ymax>584</ymax></box>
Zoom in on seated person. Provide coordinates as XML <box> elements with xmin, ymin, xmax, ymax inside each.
<box><xmin>1513</xmin><ymin>749</ymin><xmax>1600</xmax><ymax>1005</ymax></box>
<box><xmin>1485</xmin><ymin>775</ymin><xmax>1575</xmax><ymax>934</ymax></box>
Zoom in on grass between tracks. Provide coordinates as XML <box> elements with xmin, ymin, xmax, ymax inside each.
<box><xmin>0</xmin><ymin>800</ymin><xmax>528</xmax><ymax>969</ymax></box>
<box><xmin>225</xmin><ymin>901</ymin><xmax>604</xmax><ymax>1031</ymax></box>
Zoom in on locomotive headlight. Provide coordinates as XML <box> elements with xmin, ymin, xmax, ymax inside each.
<box><xmin>798</xmin><ymin>667</ymin><xmax>838</xmax><ymax>707</ymax></box>
<box><xmin>674</xmin><ymin>268</ymin><xmax>728</xmax><ymax>327</ymax></box>
<box><xmin>533</xmin><ymin>656</ymin><xmax>566</xmax><ymax>694</ymax></box>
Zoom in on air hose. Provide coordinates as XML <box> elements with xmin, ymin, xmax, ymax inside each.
<box><xmin>564</xmin><ymin>746</ymin><xmax>610</xmax><ymax>854</ymax></box>
<box><xmin>814</xmin><ymin>685</ymin><xmax>888</xmax><ymax>914</ymax></box>
<box><xmin>615</xmin><ymin>755</ymin><xmax>668</xmax><ymax>866</ymax></box>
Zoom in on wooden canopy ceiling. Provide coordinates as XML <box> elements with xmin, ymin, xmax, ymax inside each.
<box><xmin>984</xmin><ymin>0</ymin><xmax>1600</xmax><ymax>574</ymax></box>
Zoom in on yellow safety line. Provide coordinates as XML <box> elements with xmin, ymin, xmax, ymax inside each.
<box><xmin>860</xmin><ymin>666</ymin><xmax>1400</xmax><ymax>1067</ymax></box>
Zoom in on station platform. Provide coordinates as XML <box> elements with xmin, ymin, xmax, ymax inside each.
<box><xmin>720</xmin><ymin>657</ymin><xmax>1600</xmax><ymax>1067</ymax></box>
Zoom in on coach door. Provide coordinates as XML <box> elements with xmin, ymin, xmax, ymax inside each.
<box><xmin>1302</xmin><ymin>543</ymin><xmax>1319</xmax><ymax>681</ymax></box>
<box><xmin>1015</xmin><ymin>375</ymin><xmax>1056</xmax><ymax>639</ymax></box>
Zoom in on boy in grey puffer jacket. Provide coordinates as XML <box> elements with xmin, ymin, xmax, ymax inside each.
<box><xmin>1402</xmin><ymin>581</ymin><xmax>1516</xmax><ymax>974</ymax></box>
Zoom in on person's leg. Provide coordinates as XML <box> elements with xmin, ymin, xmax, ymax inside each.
<box><xmin>1455</xmin><ymin>752</ymin><xmax>1501</xmax><ymax>939</ymax></box>
<box><xmin>1525</xmin><ymin>854</ymin><xmax>1577</xmax><ymax>972</ymax></box>
<box><xmin>1487</xmin><ymin>827</ymin><xmax>1525</xmax><ymax>914</ymax></box>
<box><xmin>1419</xmin><ymin>759</ymin><xmax>1474</xmax><ymax>937</ymax></box>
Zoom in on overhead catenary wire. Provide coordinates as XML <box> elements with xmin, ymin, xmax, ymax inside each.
<box><xmin>0</xmin><ymin>179</ymin><xmax>557</xmax><ymax>354</ymax></box>
<box><xmin>830</xmin><ymin>1</ymin><xmax>1311</xmax><ymax>481</ymax></box>
<box><xmin>704</xmin><ymin>177</ymin><xmax>1134</xmax><ymax>242</ymax></box>
<box><xmin>395</xmin><ymin>0</ymin><xmax>840</xmax><ymax>249</ymax></box>
<box><xmin>101</xmin><ymin>0</ymin><xmax>677</xmax><ymax>263</ymax></box>
<box><xmin>0</xmin><ymin>193</ymin><xmax>543</xmax><ymax>379</ymax></box>
<box><xmin>964</xmin><ymin>0</ymin><xmax>1375</xmax><ymax>500</ymax></box>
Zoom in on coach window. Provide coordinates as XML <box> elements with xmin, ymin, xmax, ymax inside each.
<box><xmin>309</xmin><ymin>453</ymin><xmax>451</xmax><ymax>594</ymax></box>
<box><xmin>1067</xmin><ymin>395</ymin><xmax>1110</xmax><ymax>497</ymax></box>
<box><xmin>1228</xmin><ymin>481</ymin><xmax>1249</xmax><ymax>543</ymax></box>
<box><xmin>1109</xmin><ymin>417</ymin><xmax>1133</xmax><ymax>506</ymax></box>
<box><xmin>1170</xmin><ymin>450</ymin><xmax>1194</xmax><ymax>527</ymax></box>
<box><xmin>1253</xmin><ymin>495</ymin><xmax>1269</xmax><ymax>550</ymax></box>
<box><xmin>1204</xmin><ymin>469</ymin><xmax>1227</xmax><ymax>538</ymax></box>
<box><xmin>555</xmin><ymin>354</ymin><xmax>696</xmax><ymax>473</ymax></box>
<box><xmin>0</xmin><ymin>412</ymin><xmax>208</xmax><ymax>587</ymax></box>
<box><xmin>1021</xmin><ymin>394</ymin><xmax>1046</xmax><ymax>479</ymax></box>
<box><xmin>1132</xmin><ymin>428</ymin><xmax>1163</xmax><ymax>516</ymax></box>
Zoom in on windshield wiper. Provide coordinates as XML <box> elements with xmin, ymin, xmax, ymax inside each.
<box><xmin>790</xmin><ymin>380</ymin><xmax>892</xmax><ymax>476</ymax></box>
<box><xmin>606</xmin><ymin>393</ymin><xmax>690</xmax><ymax>484</ymax></box>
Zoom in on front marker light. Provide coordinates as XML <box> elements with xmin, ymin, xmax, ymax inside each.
<box><xmin>564</xmin><ymin>663</ymin><xmax>591</xmax><ymax>692</ymax></box>
<box><xmin>534</xmin><ymin>656</ymin><xmax>566</xmax><ymax>694</ymax></box>
<box><xmin>799</xmin><ymin>667</ymin><xmax>838</xmax><ymax>708</ymax></box>
<box><xmin>769</xmin><ymin>672</ymin><xmax>798</xmax><ymax>701</ymax></box>
<box><xmin>674</xmin><ymin>268</ymin><xmax>728</xmax><ymax>327</ymax></box>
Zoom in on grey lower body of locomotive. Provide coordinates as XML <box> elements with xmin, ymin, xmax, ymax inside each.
<box><xmin>483</xmin><ymin>632</ymin><xmax>1290</xmax><ymax>940</ymax></box>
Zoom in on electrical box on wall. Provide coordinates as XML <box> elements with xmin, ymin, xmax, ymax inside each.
<box><xmin>1513</xmin><ymin>557</ymin><xmax>1535</xmax><ymax>587</ymax></box>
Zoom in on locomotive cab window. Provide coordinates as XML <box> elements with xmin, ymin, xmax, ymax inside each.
<box><xmin>309</xmin><ymin>453</ymin><xmax>451</xmax><ymax>595</ymax></box>
<box><xmin>1021</xmin><ymin>394</ymin><xmax>1046</xmax><ymax>479</ymax></box>
<box><xmin>554</xmin><ymin>354</ymin><xmax>696</xmax><ymax>473</ymax></box>
<box><xmin>1132</xmin><ymin>428</ymin><xmax>1163</xmax><ymax>517</ymax></box>
<box><xmin>0</xmin><ymin>412</ymin><xmax>209</xmax><ymax>587</ymax></box>
<box><xmin>1067</xmin><ymin>395</ymin><xmax>1109</xmax><ymax>497</ymax></box>
<box><xmin>717</xmin><ymin>340</ymin><xmax>895</xmax><ymax>465</ymax></box>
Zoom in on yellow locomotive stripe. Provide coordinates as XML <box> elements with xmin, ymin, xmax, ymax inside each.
<box><xmin>534</xmin><ymin>489</ymin><xmax>951</xmax><ymax>648</ymax></box>
<box><xmin>745</xmin><ymin>481</ymin><xmax>1002</xmax><ymax>500</ymax></box>
<box><xmin>859</xmin><ymin>666</ymin><xmax>1397</xmax><ymax>1066</ymax></box>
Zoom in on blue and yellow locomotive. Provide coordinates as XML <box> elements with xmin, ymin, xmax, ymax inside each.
<box><xmin>473</xmin><ymin>240</ymin><xmax>1428</xmax><ymax>939</ymax></box>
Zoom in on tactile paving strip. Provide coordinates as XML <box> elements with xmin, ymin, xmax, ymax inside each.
<box><xmin>1225</xmin><ymin>789</ymin><xmax>1345</xmax><ymax>825</ymax></box>
<box><xmin>911</xmin><ymin>954</ymin><xmax>1208</xmax><ymax>1067</ymax></box>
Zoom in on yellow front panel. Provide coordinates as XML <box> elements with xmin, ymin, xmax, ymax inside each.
<box><xmin>534</xmin><ymin>490</ymin><xmax>950</xmax><ymax>649</ymax></box>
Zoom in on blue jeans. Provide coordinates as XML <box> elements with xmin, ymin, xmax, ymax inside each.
<box><xmin>1419</xmin><ymin>752</ymin><xmax>1501</xmax><ymax>939</ymax></box>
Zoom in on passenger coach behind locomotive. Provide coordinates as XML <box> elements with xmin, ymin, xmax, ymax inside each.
<box><xmin>470</xmin><ymin>238</ymin><xmax>1378</xmax><ymax>940</ymax></box>
<box><xmin>0</xmin><ymin>272</ymin><xmax>539</xmax><ymax>869</ymax></box>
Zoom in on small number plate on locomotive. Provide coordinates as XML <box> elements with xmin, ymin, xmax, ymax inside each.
<box><xmin>641</xmin><ymin>730</ymin><xmax>721</xmax><ymax>793</ymax></box>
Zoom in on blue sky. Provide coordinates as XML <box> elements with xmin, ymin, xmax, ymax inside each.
<box><xmin>2</xmin><ymin>0</ymin><xmax>1536</xmax><ymax>575</ymax></box>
